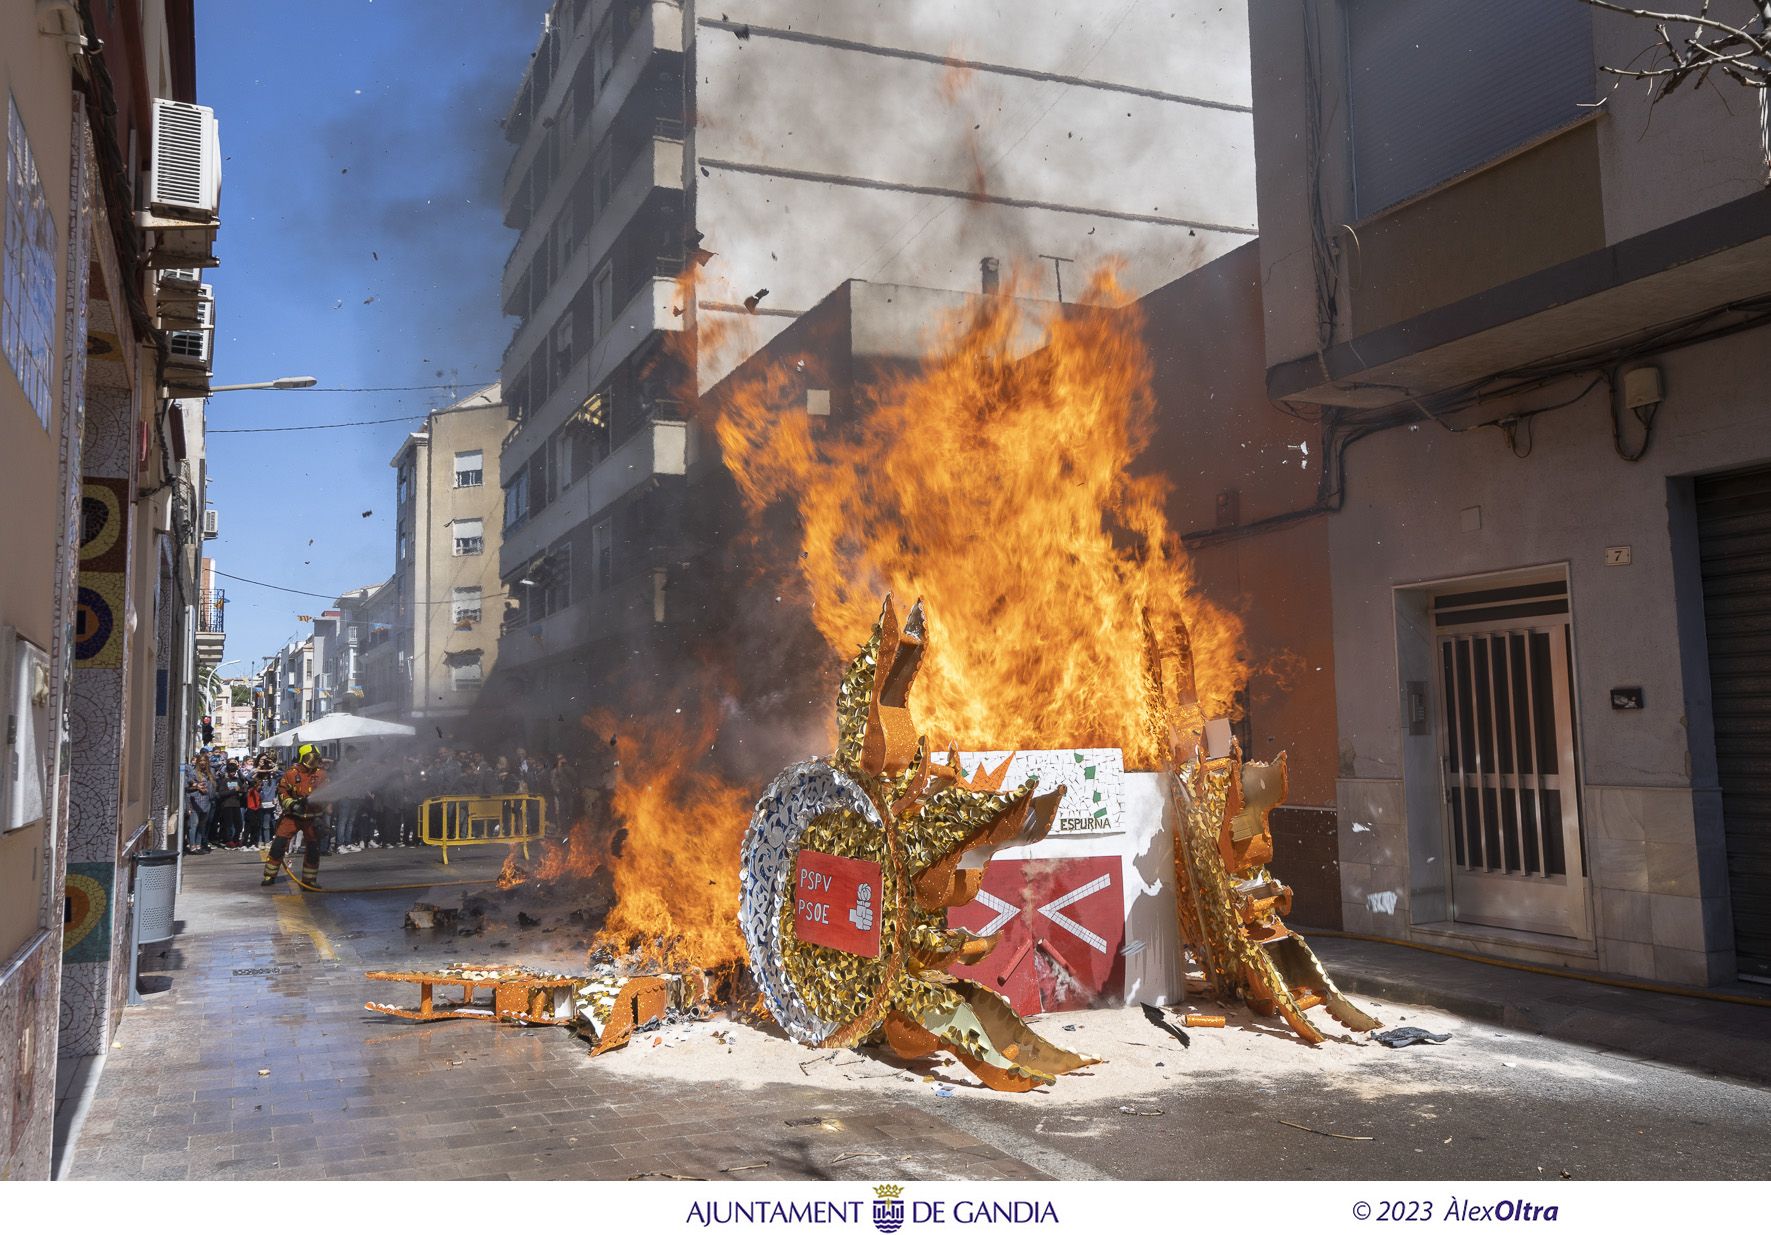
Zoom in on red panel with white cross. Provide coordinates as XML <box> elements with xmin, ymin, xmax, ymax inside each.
<box><xmin>946</xmin><ymin>856</ymin><xmax>1123</xmax><ymax>1016</ymax></box>
<box><xmin>793</xmin><ymin>849</ymin><xmax>883</xmax><ymax>958</ymax></box>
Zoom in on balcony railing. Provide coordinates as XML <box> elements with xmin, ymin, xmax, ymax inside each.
<box><xmin>198</xmin><ymin>589</ymin><xmax>225</xmax><ymax>634</ymax></box>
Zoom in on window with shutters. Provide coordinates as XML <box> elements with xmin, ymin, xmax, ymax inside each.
<box><xmin>452</xmin><ymin>586</ymin><xmax>482</xmax><ymax>626</ymax></box>
<box><xmin>1346</xmin><ymin>0</ymin><xmax>1594</xmax><ymax>217</ymax></box>
<box><xmin>453</xmin><ymin>449</ymin><xmax>484</xmax><ymax>488</ymax></box>
<box><xmin>452</xmin><ymin>517</ymin><xmax>484</xmax><ymax>557</ymax></box>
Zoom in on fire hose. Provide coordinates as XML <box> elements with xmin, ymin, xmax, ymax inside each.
<box><xmin>273</xmin><ymin>854</ymin><xmax>498</xmax><ymax>895</ymax></box>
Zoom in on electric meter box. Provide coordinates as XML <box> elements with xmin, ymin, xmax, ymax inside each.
<box><xmin>1</xmin><ymin>627</ymin><xmax>52</xmax><ymax>833</ymax></box>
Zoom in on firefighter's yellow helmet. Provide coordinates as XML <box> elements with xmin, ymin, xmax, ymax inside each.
<box><xmin>296</xmin><ymin>743</ymin><xmax>319</xmax><ymax>764</ymax></box>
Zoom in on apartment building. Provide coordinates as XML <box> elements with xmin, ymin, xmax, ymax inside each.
<box><xmin>214</xmin><ymin>682</ymin><xmax>254</xmax><ymax>750</ymax></box>
<box><xmin>308</xmin><ymin>583</ymin><xmax>382</xmax><ymax>718</ymax></box>
<box><xmin>1249</xmin><ymin>1</ymin><xmax>1771</xmax><ymax>986</ymax></box>
<box><xmin>250</xmin><ymin>657</ymin><xmax>280</xmax><ymax>750</ymax></box>
<box><xmin>268</xmin><ymin>636</ymin><xmax>316</xmax><ymax>734</ymax></box>
<box><xmin>387</xmin><ymin>386</ymin><xmax>507</xmax><ymax>739</ymax></box>
<box><xmin>487</xmin><ymin>0</ymin><xmax>1256</xmax><ymax>741</ymax></box>
<box><xmin>355</xmin><ymin>577</ymin><xmax>402</xmax><ymax>723</ymax></box>
<box><xmin>0</xmin><ymin>0</ymin><xmax>215</xmax><ymax>1178</ymax></box>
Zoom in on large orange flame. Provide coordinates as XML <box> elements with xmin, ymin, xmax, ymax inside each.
<box><xmin>710</xmin><ymin>267</ymin><xmax>1246</xmax><ymax>769</ymax></box>
<box><xmin>525</xmin><ymin>265</ymin><xmax>1247</xmax><ymax>973</ymax></box>
<box><xmin>585</xmin><ymin>706</ymin><xmax>754</xmax><ymax>970</ymax></box>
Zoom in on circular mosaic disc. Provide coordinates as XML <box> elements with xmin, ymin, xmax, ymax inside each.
<box><xmin>738</xmin><ymin>760</ymin><xmax>895</xmax><ymax>1044</ymax></box>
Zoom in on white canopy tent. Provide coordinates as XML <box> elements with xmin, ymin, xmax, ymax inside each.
<box><xmin>260</xmin><ymin>713</ymin><xmax>416</xmax><ymax>749</ymax></box>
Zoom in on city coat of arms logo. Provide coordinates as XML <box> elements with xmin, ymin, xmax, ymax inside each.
<box><xmin>872</xmin><ymin>1184</ymin><xmax>905</xmax><ymax>1234</ymax></box>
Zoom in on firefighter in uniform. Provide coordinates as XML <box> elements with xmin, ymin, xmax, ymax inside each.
<box><xmin>263</xmin><ymin>743</ymin><xmax>329</xmax><ymax>887</ymax></box>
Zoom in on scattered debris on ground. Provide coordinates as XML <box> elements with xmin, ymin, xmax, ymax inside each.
<box><xmin>1279</xmin><ymin>1119</ymin><xmax>1374</xmax><ymax>1142</ymax></box>
<box><xmin>1373</xmin><ymin>1026</ymin><xmax>1452</xmax><ymax>1048</ymax></box>
<box><xmin>363</xmin><ymin>963</ymin><xmax>712</xmax><ymax>1055</ymax></box>
<box><xmin>402</xmin><ymin>903</ymin><xmax>457</xmax><ymax>931</ymax></box>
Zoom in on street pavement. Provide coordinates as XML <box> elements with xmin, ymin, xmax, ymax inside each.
<box><xmin>64</xmin><ymin>842</ymin><xmax>1771</xmax><ymax>1181</ymax></box>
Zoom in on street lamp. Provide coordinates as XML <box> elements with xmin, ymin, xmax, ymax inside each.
<box><xmin>208</xmin><ymin>376</ymin><xmax>319</xmax><ymax>393</ymax></box>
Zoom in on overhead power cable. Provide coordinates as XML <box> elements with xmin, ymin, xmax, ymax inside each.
<box><xmin>273</xmin><ymin>381</ymin><xmax>498</xmax><ymax>393</ymax></box>
<box><xmin>209</xmin><ymin>414</ymin><xmax>426</xmax><ymax>434</ymax></box>
<box><xmin>211</xmin><ymin>567</ymin><xmax>511</xmax><ymax>605</ymax></box>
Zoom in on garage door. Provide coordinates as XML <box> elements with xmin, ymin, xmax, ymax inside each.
<box><xmin>1696</xmin><ymin>465</ymin><xmax>1771</xmax><ymax>982</ymax></box>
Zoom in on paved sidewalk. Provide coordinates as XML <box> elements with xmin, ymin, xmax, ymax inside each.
<box><xmin>66</xmin><ymin>846</ymin><xmax>1042</xmax><ymax>1182</ymax></box>
<box><xmin>1311</xmin><ymin>934</ymin><xmax>1771</xmax><ymax>1086</ymax></box>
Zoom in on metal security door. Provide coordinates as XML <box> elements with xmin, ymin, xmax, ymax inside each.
<box><xmin>1433</xmin><ymin>583</ymin><xmax>1588</xmax><ymax>938</ymax></box>
<box><xmin>1695</xmin><ymin>466</ymin><xmax>1771</xmax><ymax>982</ymax></box>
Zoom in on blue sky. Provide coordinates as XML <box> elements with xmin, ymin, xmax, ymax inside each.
<box><xmin>198</xmin><ymin>0</ymin><xmax>550</xmax><ymax>675</ymax></box>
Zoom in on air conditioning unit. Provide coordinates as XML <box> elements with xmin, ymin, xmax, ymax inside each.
<box><xmin>202</xmin><ymin>508</ymin><xmax>219</xmax><ymax>539</ymax></box>
<box><xmin>165</xmin><ymin>284</ymin><xmax>214</xmax><ymax>369</ymax></box>
<box><xmin>150</xmin><ymin>99</ymin><xmax>221</xmax><ymax>218</ymax></box>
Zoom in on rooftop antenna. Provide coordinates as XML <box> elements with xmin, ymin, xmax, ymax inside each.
<box><xmin>1038</xmin><ymin>254</ymin><xmax>1075</xmax><ymax>304</ymax></box>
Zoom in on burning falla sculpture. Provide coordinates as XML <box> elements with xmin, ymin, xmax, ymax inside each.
<box><xmin>1168</xmin><ymin>736</ymin><xmax>1381</xmax><ymax>1044</ymax></box>
<box><xmin>739</xmin><ymin>595</ymin><xmax>1095</xmax><ymax>1092</ymax></box>
<box><xmin>1140</xmin><ymin>607</ymin><xmax>1379</xmax><ymax>1044</ymax></box>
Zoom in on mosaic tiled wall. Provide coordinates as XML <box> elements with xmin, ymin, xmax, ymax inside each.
<box><xmin>60</xmin><ymin>322</ymin><xmax>136</xmax><ymax>1061</ymax></box>
<box><xmin>1</xmin><ymin>104</ymin><xmax>92</xmax><ymax>1182</ymax></box>
<box><xmin>0</xmin><ymin>936</ymin><xmax>56</xmax><ymax>1180</ymax></box>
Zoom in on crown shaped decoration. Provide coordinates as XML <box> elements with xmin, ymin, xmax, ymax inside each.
<box><xmin>874</xmin><ymin>1185</ymin><xmax>905</xmax><ymax>1200</ymax></box>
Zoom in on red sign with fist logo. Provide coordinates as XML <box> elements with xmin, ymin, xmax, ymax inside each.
<box><xmin>793</xmin><ymin>849</ymin><xmax>883</xmax><ymax>958</ymax></box>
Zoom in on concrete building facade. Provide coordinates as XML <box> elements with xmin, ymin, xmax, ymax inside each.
<box><xmin>213</xmin><ymin>682</ymin><xmax>253</xmax><ymax>751</ymax></box>
<box><xmin>310</xmin><ymin>583</ymin><xmax>383</xmax><ymax>718</ymax></box>
<box><xmin>356</xmin><ymin>576</ymin><xmax>402</xmax><ymax>723</ymax></box>
<box><xmin>1</xmin><ymin>0</ymin><xmax>216</xmax><ymax>1178</ymax></box>
<box><xmin>387</xmin><ymin>386</ymin><xmax>507</xmax><ymax>738</ymax></box>
<box><xmin>1248</xmin><ymin>0</ymin><xmax>1771</xmax><ymax>986</ymax></box>
<box><xmin>268</xmin><ymin>637</ymin><xmax>315</xmax><ymax>736</ymax></box>
<box><xmin>487</xmin><ymin>0</ymin><xmax>1257</xmax><ymax>740</ymax></box>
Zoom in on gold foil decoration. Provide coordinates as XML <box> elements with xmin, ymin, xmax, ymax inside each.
<box><xmin>1169</xmin><ymin>745</ymin><xmax>1380</xmax><ymax>1043</ymax></box>
<box><xmin>740</xmin><ymin>596</ymin><xmax>1095</xmax><ymax>1091</ymax></box>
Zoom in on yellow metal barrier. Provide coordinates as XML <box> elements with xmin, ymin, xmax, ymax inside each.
<box><xmin>419</xmin><ymin>794</ymin><xmax>548</xmax><ymax>864</ymax></box>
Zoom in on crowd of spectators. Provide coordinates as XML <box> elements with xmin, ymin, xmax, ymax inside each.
<box><xmin>181</xmin><ymin>742</ymin><xmax>603</xmax><ymax>856</ymax></box>
<box><xmin>180</xmin><ymin>749</ymin><xmax>279</xmax><ymax>854</ymax></box>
